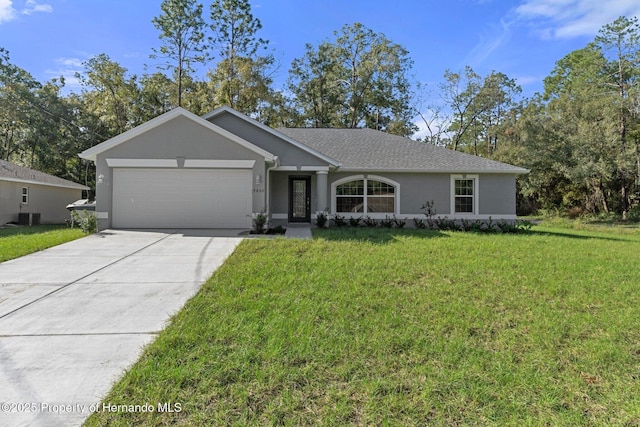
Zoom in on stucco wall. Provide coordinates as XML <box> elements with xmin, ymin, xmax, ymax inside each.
<box><xmin>94</xmin><ymin>115</ymin><xmax>267</xmax><ymax>229</ymax></box>
<box><xmin>327</xmin><ymin>172</ymin><xmax>452</xmax><ymax>216</ymax></box>
<box><xmin>269</xmin><ymin>171</ymin><xmax>517</xmax><ymax>219</ymax></box>
<box><xmin>209</xmin><ymin>112</ymin><xmax>331</xmax><ymax>167</ymax></box>
<box><xmin>478</xmin><ymin>174</ymin><xmax>516</xmax><ymax>216</ymax></box>
<box><xmin>0</xmin><ymin>181</ymin><xmax>82</xmax><ymax>224</ymax></box>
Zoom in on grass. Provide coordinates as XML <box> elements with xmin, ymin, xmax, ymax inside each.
<box><xmin>85</xmin><ymin>223</ymin><xmax>640</xmax><ymax>426</ymax></box>
<box><xmin>0</xmin><ymin>224</ymin><xmax>85</xmax><ymax>262</ymax></box>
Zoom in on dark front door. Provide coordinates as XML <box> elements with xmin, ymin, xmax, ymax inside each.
<box><xmin>289</xmin><ymin>176</ymin><xmax>311</xmax><ymax>222</ymax></box>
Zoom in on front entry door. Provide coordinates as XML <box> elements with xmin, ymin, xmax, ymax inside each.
<box><xmin>289</xmin><ymin>176</ymin><xmax>311</xmax><ymax>222</ymax></box>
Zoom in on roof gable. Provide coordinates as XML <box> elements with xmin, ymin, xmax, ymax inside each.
<box><xmin>79</xmin><ymin>107</ymin><xmax>276</xmax><ymax>162</ymax></box>
<box><xmin>277</xmin><ymin>128</ymin><xmax>529</xmax><ymax>174</ymax></box>
<box><xmin>0</xmin><ymin>159</ymin><xmax>89</xmax><ymax>190</ymax></box>
<box><xmin>203</xmin><ymin>106</ymin><xmax>340</xmax><ymax>167</ymax></box>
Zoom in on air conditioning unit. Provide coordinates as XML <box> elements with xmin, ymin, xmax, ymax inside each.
<box><xmin>17</xmin><ymin>213</ymin><xmax>41</xmax><ymax>226</ymax></box>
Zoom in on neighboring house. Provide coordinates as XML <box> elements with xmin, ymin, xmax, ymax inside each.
<box><xmin>79</xmin><ymin>106</ymin><xmax>528</xmax><ymax>231</ymax></box>
<box><xmin>0</xmin><ymin>159</ymin><xmax>89</xmax><ymax>225</ymax></box>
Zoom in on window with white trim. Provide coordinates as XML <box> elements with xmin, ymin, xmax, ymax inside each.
<box><xmin>451</xmin><ymin>175</ymin><xmax>478</xmax><ymax>214</ymax></box>
<box><xmin>21</xmin><ymin>187</ymin><xmax>28</xmax><ymax>204</ymax></box>
<box><xmin>335</xmin><ymin>177</ymin><xmax>396</xmax><ymax>213</ymax></box>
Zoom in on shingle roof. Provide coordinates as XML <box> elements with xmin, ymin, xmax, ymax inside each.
<box><xmin>277</xmin><ymin>128</ymin><xmax>528</xmax><ymax>174</ymax></box>
<box><xmin>0</xmin><ymin>159</ymin><xmax>89</xmax><ymax>190</ymax></box>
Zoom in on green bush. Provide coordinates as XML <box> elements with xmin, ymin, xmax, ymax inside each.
<box><xmin>69</xmin><ymin>211</ymin><xmax>97</xmax><ymax>234</ymax></box>
<box><xmin>315</xmin><ymin>211</ymin><xmax>328</xmax><ymax>228</ymax></box>
<box><xmin>252</xmin><ymin>211</ymin><xmax>267</xmax><ymax>234</ymax></box>
<box><xmin>627</xmin><ymin>205</ymin><xmax>640</xmax><ymax>222</ymax></box>
<box><xmin>331</xmin><ymin>214</ymin><xmax>347</xmax><ymax>227</ymax></box>
<box><xmin>413</xmin><ymin>218</ymin><xmax>426</xmax><ymax>229</ymax></box>
<box><xmin>392</xmin><ymin>215</ymin><xmax>407</xmax><ymax>228</ymax></box>
<box><xmin>362</xmin><ymin>216</ymin><xmax>378</xmax><ymax>227</ymax></box>
<box><xmin>380</xmin><ymin>216</ymin><xmax>395</xmax><ymax>228</ymax></box>
<box><xmin>349</xmin><ymin>216</ymin><xmax>362</xmax><ymax>227</ymax></box>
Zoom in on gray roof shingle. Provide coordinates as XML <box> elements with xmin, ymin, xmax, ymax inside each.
<box><xmin>277</xmin><ymin>128</ymin><xmax>528</xmax><ymax>173</ymax></box>
<box><xmin>0</xmin><ymin>159</ymin><xmax>89</xmax><ymax>190</ymax></box>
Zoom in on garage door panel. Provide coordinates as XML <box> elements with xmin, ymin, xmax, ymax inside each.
<box><xmin>113</xmin><ymin>168</ymin><xmax>252</xmax><ymax>228</ymax></box>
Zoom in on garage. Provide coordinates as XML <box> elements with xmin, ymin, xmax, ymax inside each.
<box><xmin>112</xmin><ymin>168</ymin><xmax>253</xmax><ymax>229</ymax></box>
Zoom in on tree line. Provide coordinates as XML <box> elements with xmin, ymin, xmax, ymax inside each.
<box><xmin>1</xmin><ymin>0</ymin><xmax>638</xmax><ymax>218</ymax></box>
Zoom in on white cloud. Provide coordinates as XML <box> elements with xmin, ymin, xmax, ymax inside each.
<box><xmin>0</xmin><ymin>0</ymin><xmax>52</xmax><ymax>23</ymax></box>
<box><xmin>0</xmin><ymin>0</ymin><xmax>17</xmax><ymax>23</ymax></box>
<box><xmin>514</xmin><ymin>75</ymin><xmax>541</xmax><ymax>87</ymax></box>
<box><xmin>45</xmin><ymin>57</ymin><xmax>85</xmax><ymax>89</ymax></box>
<box><xmin>412</xmin><ymin>119</ymin><xmax>433</xmax><ymax>142</ymax></box>
<box><xmin>411</xmin><ymin>109</ymin><xmax>451</xmax><ymax>143</ymax></box>
<box><xmin>56</xmin><ymin>57</ymin><xmax>83</xmax><ymax>68</ymax></box>
<box><xmin>466</xmin><ymin>18</ymin><xmax>512</xmax><ymax>66</ymax></box>
<box><xmin>21</xmin><ymin>0</ymin><xmax>52</xmax><ymax>16</ymax></box>
<box><xmin>514</xmin><ymin>0</ymin><xmax>640</xmax><ymax>39</ymax></box>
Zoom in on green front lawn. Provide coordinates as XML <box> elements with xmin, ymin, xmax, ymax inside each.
<box><xmin>85</xmin><ymin>224</ymin><xmax>640</xmax><ymax>426</ymax></box>
<box><xmin>0</xmin><ymin>225</ymin><xmax>85</xmax><ymax>262</ymax></box>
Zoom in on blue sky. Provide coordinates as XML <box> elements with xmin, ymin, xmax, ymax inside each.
<box><xmin>1</xmin><ymin>1</ymin><xmax>639</xmax><ymax>111</ymax></box>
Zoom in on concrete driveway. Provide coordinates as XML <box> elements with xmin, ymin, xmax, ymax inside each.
<box><xmin>0</xmin><ymin>229</ymin><xmax>243</xmax><ymax>427</ymax></box>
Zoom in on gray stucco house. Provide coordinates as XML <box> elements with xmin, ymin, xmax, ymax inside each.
<box><xmin>79</xmin><ymin>106</ymin><xmax>528</xmax><ymax>231</ymax></box>
<box><xmin>0</xmin><ymin>159</ymin><xmax>89</xmax><ymax>225</ymax></box>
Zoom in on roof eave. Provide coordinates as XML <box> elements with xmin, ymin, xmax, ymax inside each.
<box><xmin>0</xmin><ymin>176</ymin><xmax>90</xmax><ymax>190</ymax></box>
<box><xmin>79</xmin><ymin>107</ymin><xmax>277</xmax><ymax>163</ymax></box>
<box><xmin>205</xmin><ymin>106</ymin><xmax>341</xmax><ymax>167</ymax></box>
<box><xmin>335</xmin><ymin>167</ymin><xmax>530</xmax><ymax>174</ymax></box>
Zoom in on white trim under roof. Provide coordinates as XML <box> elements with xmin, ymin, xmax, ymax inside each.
<box><xmin>106</xmin><ymin>159</ymin><xmax>178</xmax><ymax>168</ymax></box>
<box><xmin>203</xmin><ymin>106</ymin><xmax>341</xmax><ymax>167</ymax></box>
<box><xmin>300</xmin><ymin>166</ymin><xmax>330</xmax><ymax>172</ymax></box>
<box><xmin>79</xmin><ymin>107</ymin><xmax>276</xmax><ymax>163</ymax></box>
<box><xmin>106</xmin><ymin>159</ymin><xmax>256</xmax><ymax>169</ymax></box>
<box><xmin>0</xmin><ymin>176</ymin><xmax>89</xmax><ymax>190</ymax></box>
<box><xmin>183</xmin><ymin>160</ymin><xmax>255</xmax><ymax>168</ymax></box>
<box><xmin>337</xmin><ymin>167</ymin><xmax>530</xmax><ymax>174</ymax></box>
<box><xmin>273</xmin><ymin>166</ymin><xmax>330</xmax><ymax>172</ymax></box>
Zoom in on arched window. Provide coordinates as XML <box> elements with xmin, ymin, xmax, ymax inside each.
<box><xmin>334</xmin><ymin>176</ymin><xmax>398</xmax><ymax>214</ymax></box>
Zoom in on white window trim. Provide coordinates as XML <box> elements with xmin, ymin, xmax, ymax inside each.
<box><xmin>21</xmin><ymin>187</ymin><xmax>29</xmax><ymax>205</ymax></box>
<box><xmin>331</xmin><ymin>175</ymin><xmax>400</xmax><ymax>216</ymax></box>
<box><xmin>450</xmin><ymin>174</ymin><xmax>479</xmax><ymax>215</ymax></box>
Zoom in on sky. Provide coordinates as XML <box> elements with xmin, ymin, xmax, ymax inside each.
<box><xmin>1</xmin><ymin>0</ymin><xmax>639</xmax><ymax>135</ymax></box>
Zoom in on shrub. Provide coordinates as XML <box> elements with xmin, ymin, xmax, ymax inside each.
<box><xmin>315</xmin><ymin>211</ymin><xmax>328</xmax><ymax>228</ymax></box>
<box><xmin>268</xmin><ymin>225</ymin><xmax>287</xmax><ymax>235</ymax></box>
<box><xmin>413</xmin><ymin>218</ymin><xmax>427</xmax><ymax>229</ymax></box>
<box><xmin>496</xmin><ymin>221</ymin><xmax>517</xmax><ymax>233</ymax></box>
<box><xmin>380</xmin><ymin>216</ymin><xmax>395</xmax><ymax>228</ymax></box>
<box><xmin>332</xmin><ymin>214</ymin><xmax>347</xmax><ymax>227</ymax></box>
<box><xmin>392</xmin><ymin>216</ymin><xmax>407</xmax><ymax>229</ymax></box>
<box><xmin>362</xmin><ymin>216</ymin><xmax>378</xmax><ymax>227</ymax></box>
<box><xmin>459</xmin><ymin>219</ymin><xmax>472</xmax><ymax>232</ymax></box>
<box><xmin>69</xmin><ymin>210</ymin><xmax>97</xmax><ymax>234</ymax></box>
<box><xmin>420</xmin><ymin>200</ymin><xmax>437</xmax><ymax>218</ymax></box>
<box><xmin>349</xmin><ymin>216</ymin><xmax>362</xmax><ymax>227</ymax></box>
<box><xmin>565</xmin><ymin>206</ymin><xmax>584</xmax><ymax>219</ymax></box>
<box><xmin>516</xmin><ymin>219</ymin><xmax>533</xmax><ymax>231</ymax></box>
<box><xmin>434</xmin><ymin>217</ymin><xmax>457</xmax><ymax>231</ymax></box>
<box><xmin>252</xmin><ymin>211</ymin><xmax>268</xmax><ymax>234</ymax></box>
<box><xmin>627</xmin><ymin>205</ymin><xmax>640</xmax><ymax>222</ymax></box>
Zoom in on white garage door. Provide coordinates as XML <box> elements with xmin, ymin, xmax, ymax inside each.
<box><xmin>112</xmin><ymin>168</ymin><xmax>253</xmax><ymax>228</ymax></box>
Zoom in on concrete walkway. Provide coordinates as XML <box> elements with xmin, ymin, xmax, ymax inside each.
<box><xmin>284</xmin><ymin>224</ymin><xmax>313</xmax><ymax>239</ymax></box>
<box><xmin>0</xmin><ymin>229</ymin><xmax>242</xmax><ymax>427</ymax></box>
